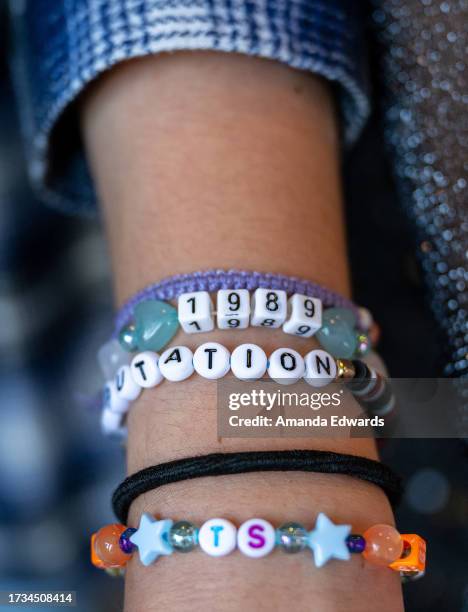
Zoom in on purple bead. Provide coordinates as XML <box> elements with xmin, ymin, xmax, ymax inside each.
<box><xmin>346</xmin><ymin>534</ymin><xmax>366</xmax><ymax>553</ymax></box>
<box><xmin>119</xmin><ymin>527</ymin><xmax>137</xmax><ymax>554</ymax></box>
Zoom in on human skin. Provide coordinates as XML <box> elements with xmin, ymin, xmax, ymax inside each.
<box><xmin>82</xmin><ymin>52</ymin><xmax>403</xmax><ymax>611</ymax></box>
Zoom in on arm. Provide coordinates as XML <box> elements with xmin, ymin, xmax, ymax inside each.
<box><xmin>83</xmin><ymin>52</ymin><xmax>403</xmax><ymax>611</ymax></box>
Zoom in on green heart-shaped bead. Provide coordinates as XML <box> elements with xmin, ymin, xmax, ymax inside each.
<box><xmin>134</xmin><ymin>299</ymin><xmax>179</xmax><ymax>352</ymax></box>
<box><xmin>316</xmin><ymin>307</ymin><xmax>358</xmax><ymax>358</ymax></box>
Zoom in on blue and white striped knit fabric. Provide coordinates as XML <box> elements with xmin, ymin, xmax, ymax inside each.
<box><xmin>9</xmin><ymin>0</ymin><xmax>369</xmax><ymax>214</ymax></box>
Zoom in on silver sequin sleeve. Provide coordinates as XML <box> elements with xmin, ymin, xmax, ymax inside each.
<box><xmin>372</xmin><ymin>0</ymin><xmax>468</xmax><ymax>383</ymax></box>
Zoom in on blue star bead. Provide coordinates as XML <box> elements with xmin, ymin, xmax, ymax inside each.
<box><xmin>307</xmin><ymin>513</ymin><xmax>351</xmax><ymax>568</ymax></box>
<box><xmin>130</xmin><ymin>514</ymin><xmax>174</xmax><ymax>566</ymax></box>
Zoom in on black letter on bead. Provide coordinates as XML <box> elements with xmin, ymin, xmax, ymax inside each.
<box><xmin>280</xmin><ymin>352</ymin><xmax>296</xmax><ymax>371</ymax></box>
<box><xmin>315</xmin><ymin>355</ymin><xmax>331</xmax><ymax>376</ymax></box>
<box><xmin>116</xmin><ymin>369</ymin><xmax>125</xmax><ymax>391</ymax></box>
<box><xmin>133</xmin><ymin>361</ymin><xmax>147</xmax><ymax>381</ymax></box>
<box><xmin>204</xmin><ymin>348</ymin><xmax>217</xmax><ymax>369</ymax></box>
<box><xmin>165</xmin><ymin>349</ymin><xmax>182</xmax><ymax>364</ymax></box>
<box><xmin>246</xmin><ymin>349</ymin><xmax>252</xmax><ymax>368</ymax></box>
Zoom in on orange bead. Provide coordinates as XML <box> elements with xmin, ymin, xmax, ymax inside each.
<box><xmin>93</xmin><ymin>524</ymin><xmax>130</xmax><ymax>569</ymax></box>
<box><xmin>91</xmin><ymin>534</ymin><xmax>105</xmax><ymax>569</ymax></box>
<box><xmin>389</xmin><ymin>534</ymin><xmax>426</xmax><ymax>575</ymax></box>
<box><xmin>362</xmin><ymin>524</ymin><xmax>403</xmax><ymax>566</ymax></box>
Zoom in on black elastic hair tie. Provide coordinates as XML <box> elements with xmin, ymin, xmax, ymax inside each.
<box><xmin>112</xmin><ymin>450</ymin><xmax>402</xmax><ymax>524</ymax></box>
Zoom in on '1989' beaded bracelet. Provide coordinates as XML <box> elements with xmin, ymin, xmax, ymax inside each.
<box><xmin>98</xmin><ymin>271</ymin><xmax>380</xmax><ymax>382</ymax></box>
<box><xmin>114</xmin><ymin>270</ymin><xmax>365</xmax><ymax>334</ymax></box>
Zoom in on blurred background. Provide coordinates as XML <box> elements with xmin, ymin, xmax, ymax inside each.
<box><xmin>0</xmin><ymin>6</ymin><xmax>466</xmax><ymax>612</ymax></box>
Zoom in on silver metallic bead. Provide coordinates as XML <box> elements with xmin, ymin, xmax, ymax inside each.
<box><xmin>276</xmin><ymin>522</ymin><xmax>308</xmax><ymax>554</ymax></box>
<box><xmin>118</xmin><ymin>323</ymin><xmax>139</xmax><ymax>352</ymax></box>
<box><xmin>169</xmin><ymin>521</ymin><xmax>198</xmax><ymax>552</ymax></box>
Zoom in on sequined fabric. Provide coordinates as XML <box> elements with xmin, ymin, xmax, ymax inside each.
<box><xmin>371</xmin><ymin>1</ymin><xmax>468</xmax><ymax>382</ymax></box>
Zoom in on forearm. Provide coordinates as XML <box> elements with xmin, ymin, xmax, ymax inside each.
<box><xmin>83</xmin><ymin>52</ymin><xmax>349</xmax><ymax>299</ymax></box>
<box><xmin>82</xmin><ymin>52</ymin><xmax>403</xmax><ymax>611</ymax></box>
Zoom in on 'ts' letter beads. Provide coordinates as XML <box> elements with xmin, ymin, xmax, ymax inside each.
<box><xmin>237</xmin><ymin>519</ymin><xmax>276</xmax><ymax>558</ymax></box>
<box><xmin>198</xmin><ymin>518</ymin><xmax>237</xmax><ymax>557</ymax></box>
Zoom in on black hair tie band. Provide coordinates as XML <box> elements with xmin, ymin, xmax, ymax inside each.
<box><xmin>112</xmin><ymin>450</ymin><xmax>402</xmax><ymax>524</ymax></box>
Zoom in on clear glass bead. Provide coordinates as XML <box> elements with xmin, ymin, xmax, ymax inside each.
<box><xmin>97</xmin><ymin>339</ymin><xmax>131</xmax><ymax>379</ymax></box>
<box><xmin>276</xmin><ymin>522</ymin><xmax>308</xmax><ymax>554</ymax></box>
<box><xmin>356</xmin><ymin>333</ymin><xmax>371</xmax><ymax>356</ymax></box>
<box><xmin>169</xmin><ymin>521</ymin><xmax>198</xmax><ymax>553</ymax></box>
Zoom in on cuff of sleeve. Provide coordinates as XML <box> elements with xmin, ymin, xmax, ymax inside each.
<box><xmin>12</xmin><ymin>0</ymin><xmax>370</xmax><ymax>214</ymax></box>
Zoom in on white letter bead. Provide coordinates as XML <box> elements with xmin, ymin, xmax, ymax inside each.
<box><xmin>304</xmin><ymin>349</ymin><xmax>337</xmax><ymax>387</ymax></box>
<box><xmin>237</xmin><ymin>519</ymin><xmax>276</xmax><ymax>558</ymax></box>
<box><xmin>178</xmin><ymin>291</ymin><xmax>214</xmax><ymax>334</ymax></box>
<box><xmin>101</xmin><ymin>408</ymin><xmax>126</xmax><ymax>437</ymax></box>
<box><xmin>115</xmin><ymin>365</ymin><xmax>142</xmax><ymax>401</ymax></box>
<box><xmin>250</xmin><ymin>288</ymin><xmax>287</xmax><ymax>328</ymax></box>
<box><xmin>103</xmin><ymin>380</ymin><xmax>129</xmax><ymax>414</ymax></box>
<box><xmin>282</xmin><ymin>294</ymin><xmax>322</xmax><ymax>338</ymax></box>
<box><xmin>131</xmin><ymin>352</ymin><xmax>164</xmax><ymax>388</ymax></box>
<box><xmin>268</xmin><ymin>348</ymin><xmax>305</xmax><ymax>384</ymax></box>
<box><xmin>193</xmin><ymin>342</ymin><xmax>231</xmax><ymax>379</ymax></box>
<box><xmin>216</xmin><ymin>289</ymin><xmax>250</xmax><ymax>329</ymax></box>
<box><xmin>230</xmin><ymin>344</ymin><xmax>268</xmax><ymax>380</ymax></box>
<box><xmin>158</xmin><ymin>346</ymin><xmax>194</xmax><ymax>382</ymax></box>
<box><xmin>198</xmin><ymin>518</ymin><xmax>237</xmax><ymax>557</ymax></box>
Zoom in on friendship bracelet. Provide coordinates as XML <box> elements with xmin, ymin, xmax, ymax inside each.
<box><xmin>110</xmin><ymin>287</ymin><xmax>378</xmax><ymax>371</ymax></box>
<box><xmin>91</xmin><ymin>512</ymin><xmax>426</xmax><ymax>581</ymax></box>
<box><xmin>101</xmin><ymin>342</ymin><xmax>395</xmax><ymax>436</ymax></box>
<box><xmin>111</xmin><ymin>451</ymin><xmax>403</xmax><ymax>524</ymax></box>
<box><xmin>114</xmin><ymin>270</ymin><xmax>364</xmax><ymax>335</ymax></box>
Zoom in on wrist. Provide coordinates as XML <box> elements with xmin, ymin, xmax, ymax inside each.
<box><xmin>126</xmin><ymin>327</ymin><xmax>379</xmax><ymax>474</ymax></box>
<box><xmin>124</xmin><ymin>471</ymin><xmax>401</xmax><ymax>612</ymax></box>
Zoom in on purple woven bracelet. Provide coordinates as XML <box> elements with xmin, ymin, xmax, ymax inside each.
<box><xmin>114</xmin><ymin>270</ymin><xmax>364</xmax><ymax>336</ymax></box>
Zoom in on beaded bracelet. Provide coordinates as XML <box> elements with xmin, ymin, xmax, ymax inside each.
<box><xmin>114</xmin><ymin>288</ymin><xmax>377</xmax><ymax>363</ymax></box>
<box><xmin>114</xmin><ymin>270</ymin><xmax>364</xmax><ymax>334</ymax></box>
<box><xmin>99</xmin><ymin>272</ymin><xmax>380</xmax><ymax>382</ymax></box>
<box><xmin>101</xmin><ymin>343</ymin><xmax>394</xmax><ymax>436</ymax></box>
<box><xmin>91</xmin><ymin>512</ymin><xmax>426</xmax><ymax>581</ymax></box>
